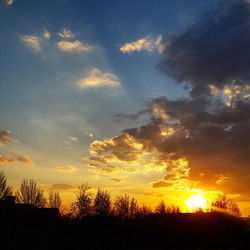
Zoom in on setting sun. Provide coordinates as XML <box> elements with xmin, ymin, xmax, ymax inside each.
<box><xmin>186</xmin><ymin>195</ymin><xmax>207</xmax><ymax>211</ymax></box>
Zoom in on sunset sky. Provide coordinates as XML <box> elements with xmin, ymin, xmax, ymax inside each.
<box><xmin>1</xmin><ymin>0</ymin><xmax>250</xmax><ymax>216</ymax></box>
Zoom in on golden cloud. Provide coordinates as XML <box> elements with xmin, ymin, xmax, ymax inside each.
<box><xmin>21</xmin><ymin>35</ymin><xmax>41</xmax><ymax>51</ymax></box>
<box><xmin>43</xmin><ymin>28</ymin><xmax>50</xmax><ymax>39</ymax></box>
<box><xmin>77</xmin><ymin>68</ymin><xmax>120</xmax><ymax>89</ymax></box>
<box><xmin>0</xmin><ymin>155</ymin><xmax>34</xmax><ymax>166</ymax></box>
<box><xmin>120</xmin><ymin>35</ymin><xmax>163</xmax><ymax>53</ymax></box>
<box><xmin>57</xmin><ymin>40</ymin><xmax>92</xmax><ymax>52</ymax></box>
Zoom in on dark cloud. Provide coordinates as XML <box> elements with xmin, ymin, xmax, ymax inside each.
<box><xmin>114</xmin><ymin>109</ymin><xmax>149</xmax><ymax>121</ymax></box>
<box><xmin>158</xmin><ymin>0</ymin><xmax>250</xmax><ymax>96</ymax></box>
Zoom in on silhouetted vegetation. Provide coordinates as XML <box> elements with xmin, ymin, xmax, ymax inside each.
<box><xmin>93</xmin><ymin>188</ymin><xmax>111</xmax><ymax>216</ymax></box>
<box><xmin>15</xmin><ymin>179</ymin><xmax>47</xmax><ymax>208</ymax></box>
<box><xmin>0</xmin><ymin>171</ymin><xmax>12</xmax><ymax>200</ymax></box>
<box><xmin>212</xmin><ymin>193</ymin><xmax>241</xmax><ymax>217</ymax></box>
<box><xmin>48</xmin><ymin>191</ymin><xmax>62</xmax><ymax>209</ymax></box>
<box><xmin>1</xmin><ymin>175</ymin><xmax>249</xmax><ymax>249</ymax></box>
<box><xmin>70</xmin><ymin>183</ymin><xmax>92</xmax><ymax>218</ymax></box>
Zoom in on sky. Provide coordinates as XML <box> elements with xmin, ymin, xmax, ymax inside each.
<box><xmin>1</xmin><ymin>0</ymin><xmax>250</xmax><ymax>216</ymax></box>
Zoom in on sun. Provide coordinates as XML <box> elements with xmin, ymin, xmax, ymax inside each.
<box><xmin>186</xmin><ymin>194</ymin><xmax>207</xmax><ymax>211</ymax></box>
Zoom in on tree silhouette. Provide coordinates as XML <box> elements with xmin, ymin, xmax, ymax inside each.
<box><xmin>0</xmin><ymin>171</ymin><xmax>12</xmax><ymax>200</ymax></box>
<box><xmin>114</xmin><ymin>194</ymin><xmax>130</xmax><ymax>218</ymax></box>
<box><xmin>93</xmin><ymin>188</ymin><xmax>111</xmax><ymax>216</ymax></box>
<box><xmin>212</xmin><ymin>194</ymin><xmax>241</xmax><ymax>216</ymax></box>
<box><xmin>49</xmin><ymin>191</ymin><xmax>62</xmax><ymax>209</ymax></box>
<box><xmin>166</xmin><ymin>204</ymin><xmax>181</xmax><ymax>214</ymax></box>
<box><xmin>138</xmin><ymin>204</ymin><xmax>152</xmax><ymax>217</ymax></box>
<box><xmin>155</xmin><ymin>200</ymin><xmax>166</xmax><ymax>214</ymax></box>
<box><xmin>129</xmin><ymin>197</ymin><xmax>139</xmax><ymax>218</ymax></box>
<box><xmin>15</xmin><ymin>179</ymin><xmax>46</xmax><ymax>208</ymax></box>
<box><xmin>71</xmin><ymin>183</ymin><xmax>92</xmax><ymax>218</ymax></box>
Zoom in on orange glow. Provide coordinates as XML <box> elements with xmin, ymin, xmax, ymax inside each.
<box><xmin>186</xmin><ymin>194</ymin><xmax>207</xmax><ymax>211</ymax></box>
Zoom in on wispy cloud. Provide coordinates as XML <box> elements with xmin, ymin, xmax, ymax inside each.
<box><xmin>56</xmin><ymin>165</ymin><xmax>76</xmax><ymax>174</ymax></box>
<box><xmin>77</xmin><ymin>68</ymin><xmax>120</xmax><ymax>89</ymax></box>
<box><xmin>58</xmin><ymin>28</ymin><xmax>74</xmax><ymax>39</ymax></box>
<box><xmin>21</xmin><ymin>35</ymin><xmax>41</xmax><ymax>51</ymax></box>
<box><xmin>120</xmin><ymin>35</ymin><xmax>163</xmax><ymax>54</ymax></box>
<box><xmin>51</xmin><ymin>183</ymin><xmax>76</xmax><ymax>190</ymax></box>
<box><xmin>0</xmin><ymin>155</ymin><xmax>34</xmax><ymax>166</ymax></box>
<box><xmin>57</xmin><ymin>40</ymin><xmax>92</xmax><ymax>53</ymax></box>
<box><xmin>111</xmin><ymin>178</ymin><xmax>123</xmax><ymax>183</ymax></box>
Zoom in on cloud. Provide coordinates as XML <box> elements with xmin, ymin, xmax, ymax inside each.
<box><xmin>43</xmin><ymin>28</ymin><xmax>50</xmax><ymax>39</ymax></box>
<box><xmin>6</xmin><ymin>0</ymin><xmax>14</xmax><ymax>5</ymax></box>
<box><xmin>57</xmin><ymin>40</ymin><xmax>92</xmax><ymax>53</ymax></box>
<box><xmin>0</xmin><ymin>130</ymin><xmax>12</xmax><ymax>146</ymax></box>
<box><xmin>51</xmin><ymin>183</ymin><xmax>76</xmax><ymax>190</ymax></box>
<box><xmin>77</xmin><ymin>68</ymin><xmax>121</xmax><ymax>89</ymax></box>
<box><xmin>84</xmin><ymin>89</ymin><xmax>250</xmax><ymax>194</ymax></box>
<box><xmin>111</xmin><ymin>178</ymin><xmax>123</xmax><ymax>183</ymax></box>
<box><xmin>21</xmin><ymin>35</ymin><xmax>41</xmax><ymax>51</ymax></box>
<box><xmin>120</xmin><ymin>35</ymin><xmax>163</xmax><ymax>54</ymax></box>
<box><xmin>58</xmin><ymin>28</ymin><xmax>74</xmax><ymax>39</ymax></box>
<box><xmin>84</xmin><ymin>155</ymin><xmax>118</xmax><ymax>175</ymax></box>
<box><xmin>56</xmin><ymin>165</ymin><xmax>76</xmax><ymax>174</ymax></box>
<box><xmin>158</xmin><ymin>0</ymin><xmax>250</xmax><ymax>96</ymax></box>
<box><xmin>0</xmin><ymin>155</ymin><xmax>34</xmax><ymax>166</ymax></box>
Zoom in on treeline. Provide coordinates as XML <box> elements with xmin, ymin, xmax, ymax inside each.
<box><xmin>0</xmin><ymin>170</ymin><xmax>241</xmax><ymax>218</ymax></box>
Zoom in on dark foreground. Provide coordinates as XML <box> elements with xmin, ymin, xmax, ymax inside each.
<box><xmin>1</xmin><ymin>212</ymin><xmax>250</xmax><ymax>249</ymax></box>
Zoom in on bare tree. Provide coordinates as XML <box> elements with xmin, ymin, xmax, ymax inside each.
<box><xmin>114</xmin><ymin>194</ymin><xmax>130</xmax><ymax>218</ymax></box>
<box><xmin>129</xmin><ymin>197</ymin><xmax>139</xmax><ymax>218</ymax></box>
<box><xmin>15</xmin><ymin>179</ymin><xmax>46</xmax><ymax>208</ymax></box>
<box><xmin>49</xmin><ymin>191</ymin><xmax>62</xmax><ymax>209</ymax></box>
<box><xmin>71</xmin><ymin>183</ymin><xmax>92</xmax><ymax>218</ymax></box>
<box><xmin>93</xmin><ymin>188</ymin><xmax>111</xmax><ymax>216</ymax></box>
<box><xmin>138</xmin><ymin>204</ymin><xmax>152</xmax><ymax>217</ymax></box>
<box><xmin>212</xmin><ymin>194</ymin><xmax>241</xmax><ymax>217</ymax></box>
<box><xmin>212</xmin><ymin>194</ymin><xmax>227</xmax><ymax>209</ymax></box>
<box><xmin>0</xmin><ymin>171</ymin><xmax>12</xmax><ymax>200</ymax></box>
<box><xmin>155</xmin><ymin>200</ymin><xmax>166</xmax><ymax>214</ymax></box>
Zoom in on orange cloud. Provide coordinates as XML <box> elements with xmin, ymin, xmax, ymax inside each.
<box><xmin>0</xmin><ymin>155</ymin><xmax>34</xmax><ymax>166</ymax></box>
